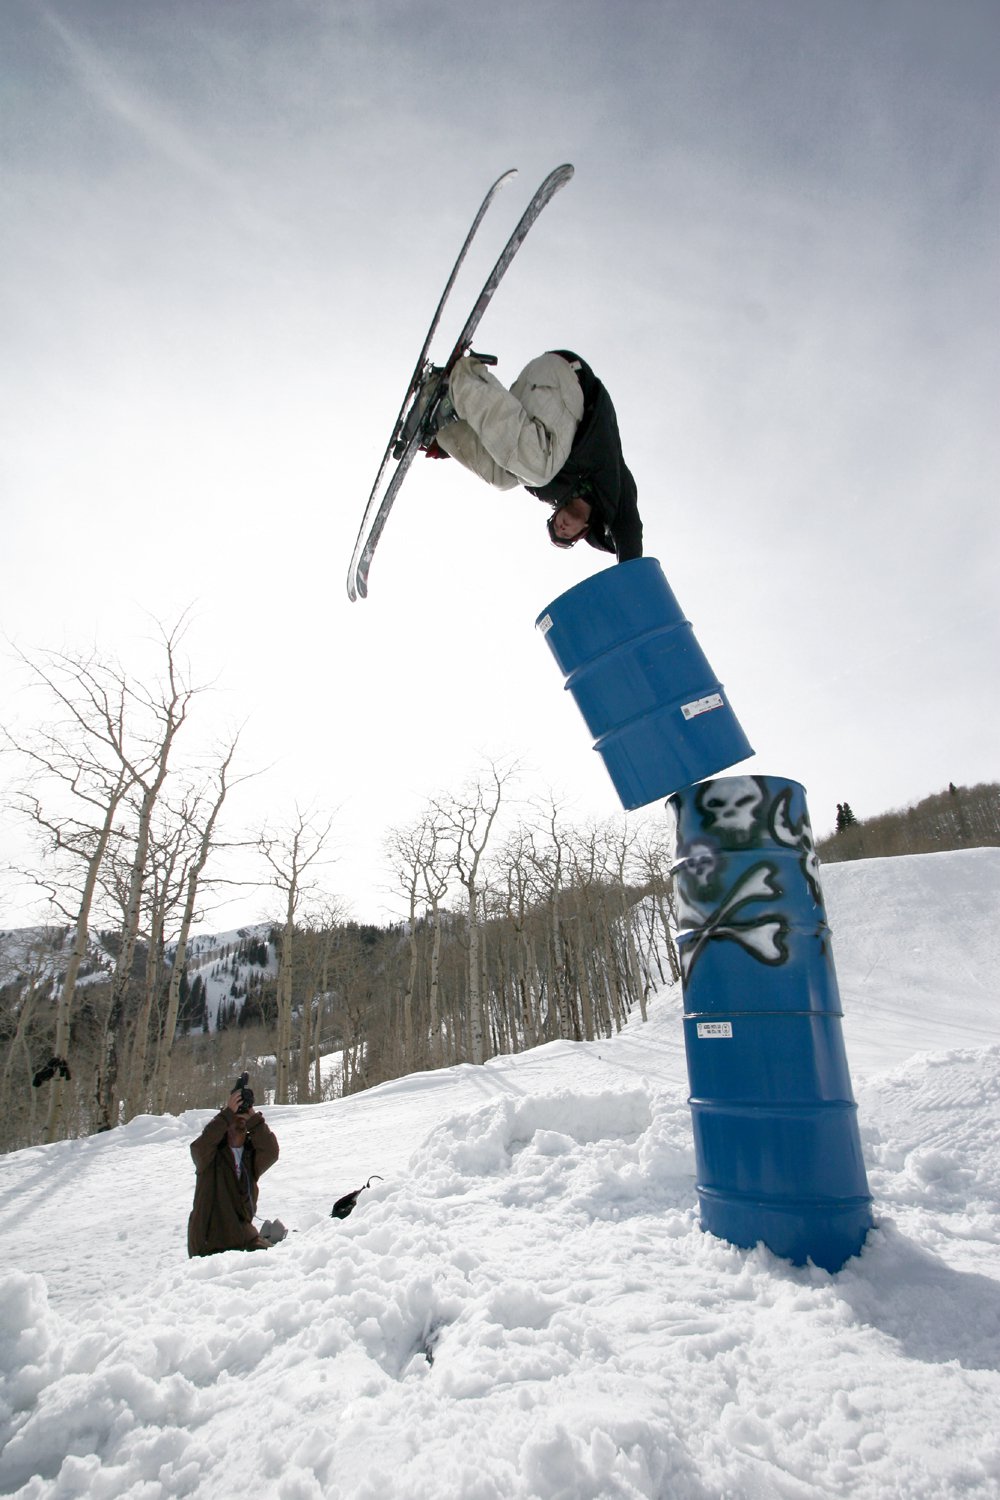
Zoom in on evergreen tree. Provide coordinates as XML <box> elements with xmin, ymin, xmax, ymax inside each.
<box><xmin>836</xmin><ymin>802</ymin><xmax>858</xmax><ymax>831</ymax></box>
<box><xmin>189</xmin><ymin>974</ymin><xmax>207</xmax><ymax>1031</ymax></box>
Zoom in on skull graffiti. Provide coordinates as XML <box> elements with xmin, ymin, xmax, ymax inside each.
<box><xmin>678</xmin><ymin>839</ymin><xmax>722</xmax><ymax>897</ymax></box>
<box><xmin>696</xmin><ymin>777</ymin><xmax>766</xmax><ymax>845</ymax></box>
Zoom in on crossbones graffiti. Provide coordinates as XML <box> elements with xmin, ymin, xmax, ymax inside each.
<box><xmin>771</xmin><ymin>788</ymin><xmax>824</xmax><ymax>907</ymax></box>
<box><xmin>677</xmin><ymin>861</ymin><xmax>789</xmax><ymax>983</ymax></box>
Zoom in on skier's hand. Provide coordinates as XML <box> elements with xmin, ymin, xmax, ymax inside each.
<box><xmin>423</xmin><ymin>441</ymin><xmax>450</xmax><ymax>460</ymax></box>
<box><xmin>227</xmin><ymin>1090</ymin><xmax>249</xmax><ymax>1116</ymax></box>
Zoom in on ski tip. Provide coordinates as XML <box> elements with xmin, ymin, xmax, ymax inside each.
<box><xmin>346</xmin><ymin>569</ymin><xmax>369</xmax><ymax>602</ymax></box>
<box><xmin>535</xmin><ymin>163</ymin><xmax>575</xmax><ymax>198</ymax></box>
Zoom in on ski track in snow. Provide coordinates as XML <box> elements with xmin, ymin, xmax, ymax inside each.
<box><xmin>2</xmin><ymin>850</ymin><xmax>999</xmax><ymax>1499</ymax></box>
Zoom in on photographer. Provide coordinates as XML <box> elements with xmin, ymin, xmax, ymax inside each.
<box><xmin>187</xmin><ymin>1076</ymin><xmax>281</xmax><ymax>1258</ymax></box>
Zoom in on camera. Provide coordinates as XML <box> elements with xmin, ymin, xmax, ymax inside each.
<box><xmin>233</xmin><ymin>1071</ymin><xmax>254</xmax><ymax>1113</ymax></box>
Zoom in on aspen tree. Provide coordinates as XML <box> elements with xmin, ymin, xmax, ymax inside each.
<box><xmin>94</xmin><ymin>623</ymin><xmax>199</xmax><ymax>1130</ymax></box>
<box><xmin>153</xmin><ymin>741</ymin><xmax>242</xmax><ymax>1113</ymax></box>
<box><xmin>257</xmin><ymin>808</ymin><xmax>335</xmax><ymax>1104</ymax></box>
<box><xmin>433</xmin><ymin>760</ymin><xmax>513</xmax><ymax>1066</ymax></box>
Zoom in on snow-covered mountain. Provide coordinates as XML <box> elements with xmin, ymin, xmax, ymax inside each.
<box><xmin>3</xmin><ymin>849</ymin><xmax>999</xmax><ymax>1499</ymax></box>
<box><xmin>0</xmin><ymin>922</ymin><xmax>277</xmax><ymax>1033</ymax></box>
<box><xmin>0</xmin><ymin>925</ymin><xmax>116</xmax><ymax>991</ymax></box>
<box><xmin>173</xmin><ymin>924</ymin><xmax>277</xmax><ymax>1031</ymax></box>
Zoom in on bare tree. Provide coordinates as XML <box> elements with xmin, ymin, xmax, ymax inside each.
<box><xmin>258</xmin><ymin>807</ymin><xmax>335</xmax><ymax>1104</ymax></box>
<box><xmin>632</xmin><ymin>821</ymin><xmax>681</xmax><ymax>987</ymax></box>
<box><xmin>93</xmin><ymin>622</ymin><xmax>202</xmax><ymax>1129</ymax></box>
<box><xmin>433</xmin><ymin>760</ymin><xmax>513</xmax><ymax>1065</ymax></box>
<box><xmin>525</xmin><ymin>794</ymin><xmax>574</xmax><ymax>1042</ymax></box>
<box><xmin>3</xmin><ymin>618</ymin><xmax>210</xmax><ymax>1132</ymax></box>
<box><xmin>153</xmin><ymin>740</ymin><xmax>245</xmax><ymax>1112</ymax></box>
<box><xmin>488</xmin><ymin>824</ymin><xmax>544</xmax><ymax>1052</ymax></box>
<box><xmin>121</xmin><ymin>814</ymin><xmax>183</xmax><ymax>1122</ymax></box>
<box><xmin>0</xmin><ymin>942</ymin><xmax>52</xmax><ymax>1150</ymax></box>
<box><xmin>3</xmin><ymin>750</ymin><xmax>133</xmax><ymax>1141</ymax></box>
<box><xmin>601</xmin><ymin>818</ymin><xmax>648</xmax><ymax>1024</ymax></box>
<box><xmin>295</xmin><ymin>898</ymin><xmax>347</xmax><ymax>1102</ymax></box>
<box><xmin>385</xmin><ymin>809</ymin><xmax>454</xmax><ymax>1071</ymax></box>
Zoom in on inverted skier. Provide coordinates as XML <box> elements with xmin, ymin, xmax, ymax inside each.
<box><xmin>417</xmin><ymin>349</ymin><xmax>643</xmax><ymax>563</ymax></box>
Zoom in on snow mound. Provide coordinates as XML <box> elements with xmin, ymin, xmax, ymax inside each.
<box><xmin>4</xmin><ymin>850</ymin><xmax>1000</xmax><ymax>1497</ymax></box>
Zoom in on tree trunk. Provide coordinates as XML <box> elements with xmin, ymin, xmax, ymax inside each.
<box><xmin>153</xmin><ymin>747</ymin><xmax>238</xmax><ymax>1113</ymax></box>
<box><xmin>45</xmin><ymin>786</ymin><xmax>126</xmax><ymax>1143</ymax></box>
<box><xmin>275</xmin><ymin>908</ymin><xmax>295</xmax><ymax>1104</ymax></box>
<box><xmin>466</xmin><ymin>885</ymin><xmax>487</xmax><ymax>1064</ymax></box>
<box><xmin>97</xmin><ymin>782</ymin><xmax>160</xmax><ymax>1130</ymax></box>
<box><xmin>124</xmin><ymin>901</ymin><xmax>164</xmax><ymax>1121</ymax></box>
<box><xmin>427</xmin><ymin>905</ymin><xmax>443</xmax><ymax>1066</ymax></box>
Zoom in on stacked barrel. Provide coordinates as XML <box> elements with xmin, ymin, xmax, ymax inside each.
<box><xmin>537</xmin><ymin>559</ymin><xmax>872</xmax><ymax>1270</ymax></box>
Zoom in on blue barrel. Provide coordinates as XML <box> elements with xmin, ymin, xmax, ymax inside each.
<box><xmin>669</xmin><ymin>775</ymin><xmax>873</xmax><ymax>1271</ymax></box>
<box><xmin>536</xmin><ymin>558</ymin><xmax>753</xmax><ymax>810</ymax></box>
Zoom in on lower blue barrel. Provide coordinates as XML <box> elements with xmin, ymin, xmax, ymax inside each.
<box><xmin>536</xmin><ymin>558</ymin><xmax>753</xmax><ymax>809</ymax></box>
<box><xmin>668</xmin><ymin>775</ymin><xmax>873</xmax><ymax>1271</ymax></box>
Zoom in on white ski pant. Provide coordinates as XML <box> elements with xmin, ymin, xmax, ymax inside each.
<box><xmin>436</xmin><ymin>352</ymin><xmax>584</xmax><ymax>490</ymax></box>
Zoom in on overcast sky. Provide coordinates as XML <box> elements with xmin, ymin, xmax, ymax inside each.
<box><xmin>2</xmin><ymin>0</ymin><xmax>997</xmax><ymax>929</ymax></box>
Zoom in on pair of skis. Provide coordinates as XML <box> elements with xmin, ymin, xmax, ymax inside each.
<box><xmin>346</xmin><ymin>164</ymin><xmax>575</xmax><ymax>601</ymax></box>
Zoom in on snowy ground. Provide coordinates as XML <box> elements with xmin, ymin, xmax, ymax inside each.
<box><xmin>2</xmin><ymin>849</ymin><xmax>999</xmax><ymax>1499</ymax></box>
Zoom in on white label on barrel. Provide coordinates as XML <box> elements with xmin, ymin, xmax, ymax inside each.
<box><xmin>696</xmin><ymin>1021</ymin><xmax>733</xmax><ymax>1038</ymax></box>
<box><xmin>537</xmin><ymin>614</ymin><xmax>553</xmax><ymax>636</ymax></box>
<box><xmin>682</xmin><ymin>692</ymin><xmax>724</xmax><ymax>720</ymax></box>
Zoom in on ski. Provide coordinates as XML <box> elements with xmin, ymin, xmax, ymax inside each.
<box><xmin>347</xmin><ymin>163</ymin><xmax>575</xmax><ymax>601</ymax></box>
<box><xmin>345</xmin><ymin>168</ymin><xmax>516</xmax><ymax>602</ymax></box>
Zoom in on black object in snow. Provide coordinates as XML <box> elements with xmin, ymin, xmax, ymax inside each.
<box><xmin>331</xmin><ymin>1176</ymin><xmax>383</xmax><ymax>1220</ymax></box>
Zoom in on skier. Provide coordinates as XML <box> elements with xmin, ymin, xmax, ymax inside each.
<box><xmin>423</xmin><ymin>350</ymin><xmax>643</xmax><ymax>563</ymax></box>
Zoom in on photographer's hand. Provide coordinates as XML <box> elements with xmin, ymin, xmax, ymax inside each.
<box><xmin>226</xmin><ymin>1091</ymin><xmax>247</xmax><ymax>1115</ymax></box>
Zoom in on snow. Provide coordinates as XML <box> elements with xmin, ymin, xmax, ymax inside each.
<box><xmin>3</xmin><ymin>849</ymin><xmax>1000</xmax><ymax>1499</ymax></box>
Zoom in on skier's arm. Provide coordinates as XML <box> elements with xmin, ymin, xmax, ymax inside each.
<box><xmin>614</xmin><ymin>510</ymin><xmax>643</xmax><ymax>562</ymax></box>
<box><xmin>613</xmin><ymin>466</ymin><xmax>643</xmax><ymax>562</ymax></box>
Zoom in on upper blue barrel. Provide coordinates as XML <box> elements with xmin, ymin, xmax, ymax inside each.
<box><xmin>535</xmin><ymin>558</ymin><xmax>753</xmax><ymax>810</ymax></box>
<box><xmin>669</xmin><ymin>775</ymin><xmax>873</xmax><ymax>1271</ymax></box>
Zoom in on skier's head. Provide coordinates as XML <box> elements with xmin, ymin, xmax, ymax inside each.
<box><xmin>547</xmin><ymin>497</ymin><xmax>591</xmax><ymax>548</ymax></box>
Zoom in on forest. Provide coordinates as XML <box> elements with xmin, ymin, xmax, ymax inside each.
<box><xmin>1</xmin><ymin>624</ymin><xmax>995</xmax><ymax>1155</ymax></box>
<box><xmin>0</xmin><ymin>625</ymin><xmax>678</xmax><ymax>1152</ymax></box>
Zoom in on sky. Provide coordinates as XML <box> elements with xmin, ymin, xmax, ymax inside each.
<box><xmin>3</xmin><ymin>846</ymin><xmax>1000</xmax><ymax>1497</ymax></box>
<box><xmin>2</xmin><ymin>0</ymin><xmax>998</xmax><ymax>930</ymax></box>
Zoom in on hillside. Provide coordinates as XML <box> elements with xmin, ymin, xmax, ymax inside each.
<box><xmin>818</xmin><ymin>781</ymin><xmax>1000</xmax><ymax>863</ymax></box>
<box><xmin>2</xmin><ymin>848</ymin><xmax>999</xmax><ymax>1498</ymax></box>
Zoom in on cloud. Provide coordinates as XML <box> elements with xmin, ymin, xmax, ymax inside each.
<box><xmin>38</xmin><ymin>4</ymin><xmax>232</xmax><ymax>191</ymax></box>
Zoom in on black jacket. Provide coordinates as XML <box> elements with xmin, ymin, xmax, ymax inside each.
<box><xmin>525</xmin><ymin>351</ymin><xmax>642</xmax><ymax>562</ymax></box>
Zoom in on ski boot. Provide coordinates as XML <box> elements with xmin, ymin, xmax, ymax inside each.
<box><xmin>393</xmin><ymin>366</ymin><xmax>456</xmax><ymax>460</ymax></box>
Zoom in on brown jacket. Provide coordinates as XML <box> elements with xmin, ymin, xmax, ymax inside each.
<box><xmin>187</xmin><ymin>1108</ymin><xmax>279</xmax><ymax>1257</ymax></box>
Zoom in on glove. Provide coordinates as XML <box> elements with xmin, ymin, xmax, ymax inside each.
<box><xmin>423</xmin><ymin>440</ymin><xmax>450</xmax><ymax>460</ymax></box>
